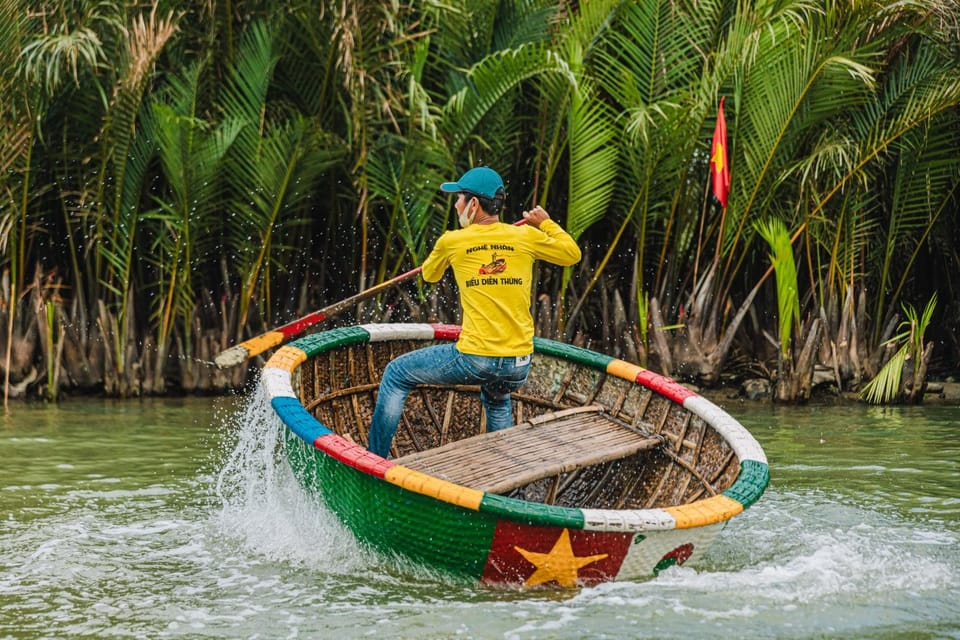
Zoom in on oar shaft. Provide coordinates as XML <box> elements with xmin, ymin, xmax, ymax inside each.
<box><xmin>306</xmin><ymin>266</ymin><xmax>422</xmax><ymax>322</ymax></box>
<box><xmin>214</xmin><ymin>266</ymin><xmax>421</xmax><ymax>368</ymax></box>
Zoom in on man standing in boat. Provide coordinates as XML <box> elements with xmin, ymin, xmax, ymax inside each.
<box><xmin>367</xmin><ymin>166</ymin><xmax>582</xmax><ymax>458</ymax></box>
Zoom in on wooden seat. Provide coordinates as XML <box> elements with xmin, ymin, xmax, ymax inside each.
<box><xmin>393</xmin><ymin>405</ymin><xmax>663</xmax><ymax>494</ymax></box>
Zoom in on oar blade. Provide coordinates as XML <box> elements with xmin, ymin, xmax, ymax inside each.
<box><xmin>214</xmin><ymin>345</ymin><xmax>250</xmax><ymax>369</ymax></box>
<box><xmin>215</xmin><ymin>331</ymin><xmax>286</xmax><ymax>368</ymax></box>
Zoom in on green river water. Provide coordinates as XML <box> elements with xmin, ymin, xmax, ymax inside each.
<box><xmin>1</xmin><ymin>389</ymin><xmax>958</xmax><ymax>639</ymax></box>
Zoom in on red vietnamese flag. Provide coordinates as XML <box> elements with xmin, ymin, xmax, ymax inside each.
<box><xmin>710</xmin><ymin>96</ymin><xmax>730</xmax><ymax>209</ymax></box>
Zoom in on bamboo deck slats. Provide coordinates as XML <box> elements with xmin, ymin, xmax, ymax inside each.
<box><xmin>394</xmin><ymin>405</ymin><xmax>663</xmax><ymax>494</ymax></box>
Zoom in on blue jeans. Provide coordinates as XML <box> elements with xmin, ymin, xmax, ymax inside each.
<box><xmin>368</xmin><ymin>343</ymin><xmax>531</xmax><ymax>458</ymax></box>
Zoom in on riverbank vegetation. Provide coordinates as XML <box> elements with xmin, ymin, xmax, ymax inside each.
<box><xmin>1</xmin><ymin>0</ymin><xmax>958</xmax><ymax>405</ymax></box>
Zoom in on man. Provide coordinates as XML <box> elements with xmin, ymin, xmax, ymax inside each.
<box><xmin>367</xmin><ymin>166</ymin><xmax>581</xmax><ymax>458</ymax></box>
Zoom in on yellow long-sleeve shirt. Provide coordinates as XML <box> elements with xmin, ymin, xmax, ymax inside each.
<box><xmin>421</xmin><ymin>219</ymin><xmax>581</xmax><ymax>356</ymax></box>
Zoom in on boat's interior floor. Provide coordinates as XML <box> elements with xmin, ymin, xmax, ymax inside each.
<box><xmin>393</xmin><ymin>405</ymin><xmax>663</xmax><ymax>494</ymax></box>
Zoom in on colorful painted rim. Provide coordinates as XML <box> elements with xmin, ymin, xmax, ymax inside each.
<box><xmin>262</xmin><ymin>323</ymin><xmax>769</xmax><ymax>534</ymax></box>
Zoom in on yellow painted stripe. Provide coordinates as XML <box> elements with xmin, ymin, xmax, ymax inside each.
<box><xmin>267</xmin><ymin>345</ymin><xmax>308</xmax><ymax>371</ymax></box>
<box><xmin>384</xmin><ymin>465</ymin><xmax>485</xmax><ymax>511</ymax></box>
<box><xmin>241</xmin><ymin>331</ymin><xmax>285</xmax><ymax>356</ymax></box>
<box><xmin>663</xmin><ymin>495</ymin><xmax>743</xmax><ymax>529</ymax></box>
<box><xmin>606</xmin><ymin>358</ymin><xmax>644</xmax><ymax>382</ymax></box>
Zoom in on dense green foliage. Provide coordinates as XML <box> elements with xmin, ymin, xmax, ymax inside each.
<box><xmin>0</xmin><ymin>0</ymin><xmax>958</xmax><ymax>400</ymax></box>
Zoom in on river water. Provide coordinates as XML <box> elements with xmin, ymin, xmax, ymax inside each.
<box><xmin>2</xmin><ymin>389</ymin><xmax>958</xmax><ymax>639</ymax></box>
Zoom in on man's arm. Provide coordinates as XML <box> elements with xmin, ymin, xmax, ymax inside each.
<box><xmin>522</xmin><ymin>206</ymin><xmax>582</xmax><ymax>266</ymax></box>
<box><xmin>421</xmin><ymin>233</ymin><xmax>451</xmax><ymax>282</ymax></box>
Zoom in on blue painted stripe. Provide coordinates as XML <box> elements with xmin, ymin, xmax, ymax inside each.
<box><xmin>272</xmin><ymin>396</ymin><xmax>332</xmax><ymax>444</ymax></box>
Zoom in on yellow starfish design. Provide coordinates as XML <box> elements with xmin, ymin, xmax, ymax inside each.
<box><xmin>514</xmin><ymin>529</ymin><xmax>608</xmax><ymax>587</ymax></box>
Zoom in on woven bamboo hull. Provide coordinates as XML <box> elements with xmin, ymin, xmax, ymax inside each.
<box><xmin>262</xmin><ymin>323</ymin><xmax>769</xmax><ymax>587</ymax></box>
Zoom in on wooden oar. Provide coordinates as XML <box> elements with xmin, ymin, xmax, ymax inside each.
<box><xmin>214</xmin><ymin>218</ymin><xmax>528</xmax><ymax>368</ymax></box>
<box><xmin>214</xmin><ymin>266</ymin><xmax>421</xmax><ymax>368</ymax></box>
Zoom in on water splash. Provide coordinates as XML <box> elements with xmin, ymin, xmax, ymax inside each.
<box><xmin>214</xmin><ymin>381</ymin><xmax>285</xmax><ymax>511</ymax></box>
<box><xmin>212</xmin><ymin>381</ymin><xmax>369</xmax><ymax>572</ymax></box>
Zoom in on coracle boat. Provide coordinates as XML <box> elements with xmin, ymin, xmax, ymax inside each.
<box><xmin>260</xmin><ymin>322</ymin><xmax>769</xmax><ymax>588</ymax></box>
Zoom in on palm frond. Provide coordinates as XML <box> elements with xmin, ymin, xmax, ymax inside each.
<box><xmin>493</xmin><ymin>0</ymin><xmax>557</xmax><ymax>50</ymax></box>
<box><xmin>565</xmin><ymin>83</ymin><xmax>618</xmax><ymax>240</ymax></box>
<box><xmin>859</xmin><ymin>344</ymin><xmax>908</xmax><ymax>404</ymax></box>
<box><xmin>834</xmin><ymin>42</ymin><xmax>960</xmax><ymax>334</ymax></box>
<box><xmin>880</xmin><ymin>121</ymin><xmax>960</xmax><ymax>303</ymax></box>
<box><xmin>145</xmin><ymin>60</ymin><xmax>243</xmax><ymax>349</ymax></box>
<box><xmin>855</xmin><ymin>46</ymin><xmax>960</xmax><ymax>157</ymax></box>
<box><xmin>223</xmin><ymin>112</ymin><xmax>344</xmax><ymax>328</ymax></box>
<box><xmin>756</xmin><ymin>217</ymin><xmax>800</xmax><ymax>358</ymax></box>
<box><xmin>860</xmin><ymin>293</ymin><xmax>938</xmax><ymax>404</ymax></box>
<box><xmin>219</xmin><ymin>20</ymin><xmax>278</xmax><ymax>130</ymax></box>
<box><xmin>19</xmin><ymin>26</ymin><xmax>105</xmax><ymax>97</ymax></box>
<box><xmin>593</xmin><ymin>0</ymin><xmax>711</xmax><ymax>110</ymax></box>
<box><xmin>365</xmin><ymin>131</ymin><xmax>450</xmax><ymax>270</ymax></box>
<box><xmin>96</xmin><ymin>6</ymin><xmax>178</xmax><ymax>323</ymax></box>
<box><xmin>95</xmin><ymin>118</ymin><xmax>157</xmax><ymax>302</ymax></box>
<box><xmin>444</xmin><ymin>44</ymin><xmax>576</xmax><ymax>152</ymax></box>
<box><xmin>0</xmin><ymin>0</ymin><xmax>30</xmax><ymax>179</ymax></box>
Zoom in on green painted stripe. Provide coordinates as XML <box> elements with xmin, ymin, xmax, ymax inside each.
<box><xmin>534</xmin><ymin>336</ymin><xmax>615</xmax><ymax>371</ymax></box>
<box><xmin>290</xmin><ymin>325</ymin><xmax>371</xmax><ymax>357</ymax></box>
<box><xmin>285</xmin><ymin>430</ymin><xmax>496</xmax><ymax>581</ymax></box>
<box><xmin>722</xmin><ymin>459</ymin><xmax>770</xmax><ymax>509</ymax></box>
<box><xmin>480</xmin><ymin>493</ymin><xmax>586</xmax><ymax>529</ymax></box>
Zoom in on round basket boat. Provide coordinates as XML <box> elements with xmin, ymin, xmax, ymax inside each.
<box><xmin>260</xmin><ymin>323</ymin><xmax>769</xmax><ymax>587</ymax></box>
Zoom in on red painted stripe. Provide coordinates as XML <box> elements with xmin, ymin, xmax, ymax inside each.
<box><xmin>432</xmin><ymin>324</ymin><xmax>462</xmax><ymax>341</ymax></box>
<box><xmin>635</xmin><ymin>369</ymin><xmax>696</xmax><ymax>403</ymax></box>
<box><xmin>278</xmin><ymin>311</ymin><xmax>327</xmax><ymax>338</ymax></box>
<box><xmin>313</xmin><ymin>433</ymin><xmax>393</xmax><ymax>479</ymax></box>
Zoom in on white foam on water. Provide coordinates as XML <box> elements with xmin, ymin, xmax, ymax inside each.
<box><xmin>551</xmin><ymin>487</ymin><xmax>960</xmax><ymax>638</ymax></box>
<box><xmin>212</xmin><ymin>381</ymin><xmax>371</xmax><ymax>574</ymax></box>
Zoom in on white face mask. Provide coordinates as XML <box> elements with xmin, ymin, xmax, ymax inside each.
<box><xmin>458</xmin><ymin>198</ymin><xmax>475</xmax><ymax>228</ymax></box>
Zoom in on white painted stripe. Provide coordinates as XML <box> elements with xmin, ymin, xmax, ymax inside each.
<box><xmin>581</xmin><ymin>508</ymin><xmax>677</xmax><ymax>532</ymax></box>
<box><xmin>360</xmin><ymin>323</ymin><xmax>437</xmax><ymax>342</ymax></box>
<box><xmin>683</xmin><ymin>395</ymin><xmax>768</xmax><ymax>464</ymax></box>
<box><xmin>615</xmin><ymin>523</ymin><xmax>726</xmax><ymax>580</ymax></box>
<box><xmin>261</xmin><ymin>367</ymin><xmax>296</xmax><ymax>400</ymax></box>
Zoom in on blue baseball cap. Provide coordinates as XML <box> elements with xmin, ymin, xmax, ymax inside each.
<box><xmin>440</xmin><ymin>167</ymin><xmax>504</xmax><ymax>199</ymax></box>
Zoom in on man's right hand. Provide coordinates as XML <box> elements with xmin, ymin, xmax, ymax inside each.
<box><xmin>522</xmin><ymin>205</ymin><xmax>551</xmax><ymax>228</ymax></box>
